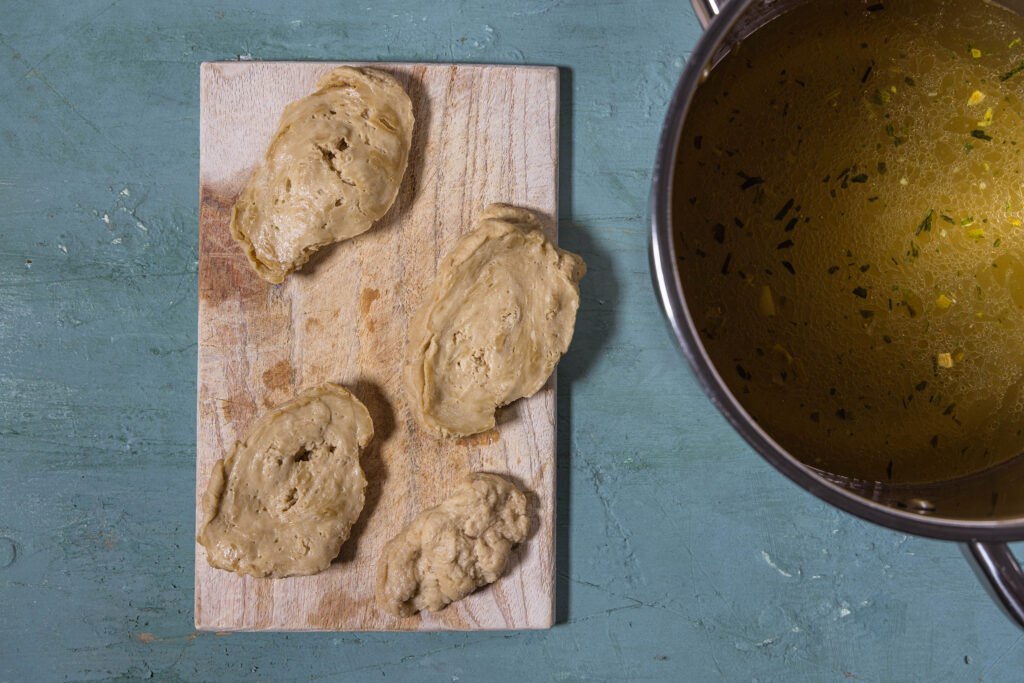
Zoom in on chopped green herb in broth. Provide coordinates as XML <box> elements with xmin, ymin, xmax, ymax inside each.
<box><xmin>673</xmin><ymin>0</ymin><xmax>1024</xmax><ymax>484</ymax></box>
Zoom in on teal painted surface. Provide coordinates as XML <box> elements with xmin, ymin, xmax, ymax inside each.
<box><xmin>1</xmin><ymin>0</ymin><xmax>1023</xmax><ymax>680</ymax></box>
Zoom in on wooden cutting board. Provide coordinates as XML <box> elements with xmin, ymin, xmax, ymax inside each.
<box><xmin>196</xmin><ymin>62</ymin><xmax>558</xmax><ymax>631</ymax></box>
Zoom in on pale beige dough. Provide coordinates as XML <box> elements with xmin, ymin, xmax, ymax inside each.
<box><xmin>231</xmin><ymin>66</ymin><xmax>414</xmax><ymax>283</ymax></box>
<box><xmin>375</xmin><ymin>473</ymin><xmax>530</xmax><ymax>617</ymax></box>
<box><xmin>197</xmin><ymin>383</ymin><xmax>373</xmax><ymax>578</ymax></box>
<box><xmin>404</xmin><ymin>203</ymin><xmax>586</xmax><ymax>436</ymax></box>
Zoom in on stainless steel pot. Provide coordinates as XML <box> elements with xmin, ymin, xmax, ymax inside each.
<box><xmin>650</xmin><ymin>0</ymin><xmax>1024</xmax><ymax>628</ymax></box>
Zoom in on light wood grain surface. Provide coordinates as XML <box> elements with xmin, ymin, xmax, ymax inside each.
<box><xmin>196</xmin><ymin>61</ymin><xmax>558</xmax><ymax>631</ymax></box>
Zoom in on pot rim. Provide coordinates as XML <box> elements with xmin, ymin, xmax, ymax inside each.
<box><xmin>649</xmin><ymin>0</ymin><xmax>1024</xmax><ymax>543</ymax></box>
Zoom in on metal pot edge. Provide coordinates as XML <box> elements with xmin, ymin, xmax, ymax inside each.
<box><xmin>649</xmin><ymin>0</ymin><xmax>1024</xmax><ymax>544</ymax></box>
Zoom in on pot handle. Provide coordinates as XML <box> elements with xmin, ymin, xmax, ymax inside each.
<box><xmin>968</xmin><ymin>541</ymin><xmax>1024</xmax><ymax>628</ymax></box>
<box><xmin>690</xmin><ymin>0</ymin><xmax>729</xmax><ymax>28</ymax></box>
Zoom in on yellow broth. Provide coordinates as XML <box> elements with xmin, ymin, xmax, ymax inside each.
<box><xmin>674</xmin><ymin>0</ymin><xmax>1024</xmax><ymax>483</ymax></box>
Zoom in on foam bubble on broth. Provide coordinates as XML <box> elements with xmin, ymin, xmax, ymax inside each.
<box><xmin>674</xmin><ymin>0</ymin><xmax>1024</xmax><ymax>484</ymax></box>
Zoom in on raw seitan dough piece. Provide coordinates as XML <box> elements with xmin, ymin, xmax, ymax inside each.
<box><xmin>375</xmin><ymin>473</ymin><xmax>530</xmax><ymax>617</ymax></box>
<box><xmin>197</xmin><ymin>383</ymin><xmax>373</xmax><ymax>578</ymax></box>
<box><xmin>230</xmin><ymin>66</ymin><xmax>414</xmax><ymax>283</ymax></box>
<box><xmin>404</xmin><ymin>203</ymin><xmax>586</xmax><ymax>436</ymax></box>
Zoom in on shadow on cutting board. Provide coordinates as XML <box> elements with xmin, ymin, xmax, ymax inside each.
<box><xmin>336</xmin><ymin>379</ymin><xmax>395</xmax><ymax>564</ymax></box>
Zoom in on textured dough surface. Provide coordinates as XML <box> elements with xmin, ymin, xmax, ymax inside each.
<box><xmin>197</xmin><ymin>383</ymin><xmax>373</xmax><ymax>578</ymax></box>
<box><xmin>375</xmin><ymin>473</ymin><xmax>530</xmax><ymax>617</ymax></box>
<box><xmin>230</xmin><ymin>66</ymin><xmax>414</xmax><ymax>283</ymax></box>
<box><xmin>404</xmin><ymin>203</ymin><xmax>586</xmax><ymax>436</ymax></box>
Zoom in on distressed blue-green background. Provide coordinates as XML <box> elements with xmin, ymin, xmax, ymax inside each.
<box><xmin>1</xmin><ymin>1</ymin><xmax>1023</xmax><ymax>680</ymax></box>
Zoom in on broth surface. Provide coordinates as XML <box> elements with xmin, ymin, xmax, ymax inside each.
<box><xmin>675</xmin><ymin>0</ymin><xmax>1024</xmax><ymax>483</ymax></box>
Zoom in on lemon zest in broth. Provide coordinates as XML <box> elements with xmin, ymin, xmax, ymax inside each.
<box><xmin>772</xmin><ymin>344</ymin><xmax>794</xmax><ymax>364</ymax></box>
